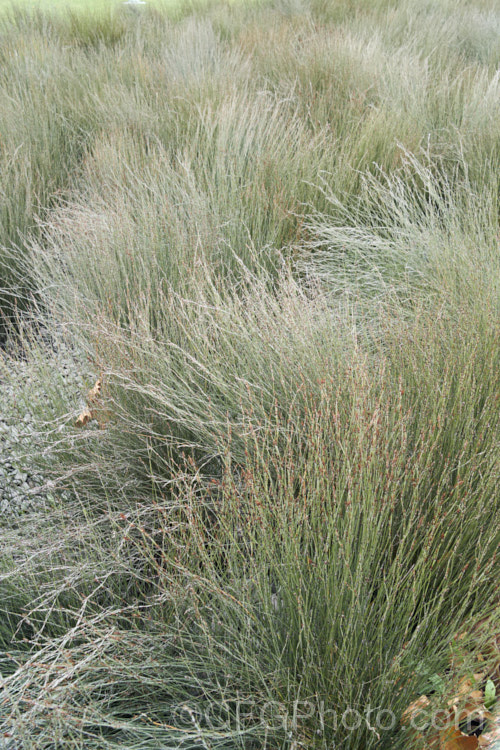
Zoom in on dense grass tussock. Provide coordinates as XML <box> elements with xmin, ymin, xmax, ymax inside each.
<box><xmin>0</xmin><ymin>0</ymin><xmax>499</xmax><ymax>748</ymax></box>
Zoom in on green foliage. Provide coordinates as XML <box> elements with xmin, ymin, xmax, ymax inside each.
<box><xmin>485</xmin><ymin>680</ymin><xmax>496</xmax><ymax>710</ymax></box>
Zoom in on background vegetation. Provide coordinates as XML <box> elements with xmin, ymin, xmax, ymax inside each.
<box><xmin>0</xmin><ymin>0</ymin><xmax>499</xmax><ymax>747</ymax></box>
<box><xmin>0</xmin><ymin>0</ymin><xmax>185</xmax><ymax>15</ymax></box>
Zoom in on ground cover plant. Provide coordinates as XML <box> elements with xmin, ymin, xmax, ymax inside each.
<box><xmin>0</xmin><ymin>0</ymin><xmax>499</xmax><ymax>747</ymax></box>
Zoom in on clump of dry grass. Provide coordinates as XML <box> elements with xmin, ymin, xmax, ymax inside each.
<box><xmin>0</xmin><ymin>0</ymin><xmax>499</xmax><ymax>747</ymax></box>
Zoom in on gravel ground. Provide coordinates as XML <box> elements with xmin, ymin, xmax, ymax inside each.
<box><xmin>0</xmin><ymin>407</ymin><xmax>48</xmax><ymax>520</ymax></box>
<box><xmin>0</xmin><ymin>341</ymin><xmax>84</xmax><ymax>524</ymax></box>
